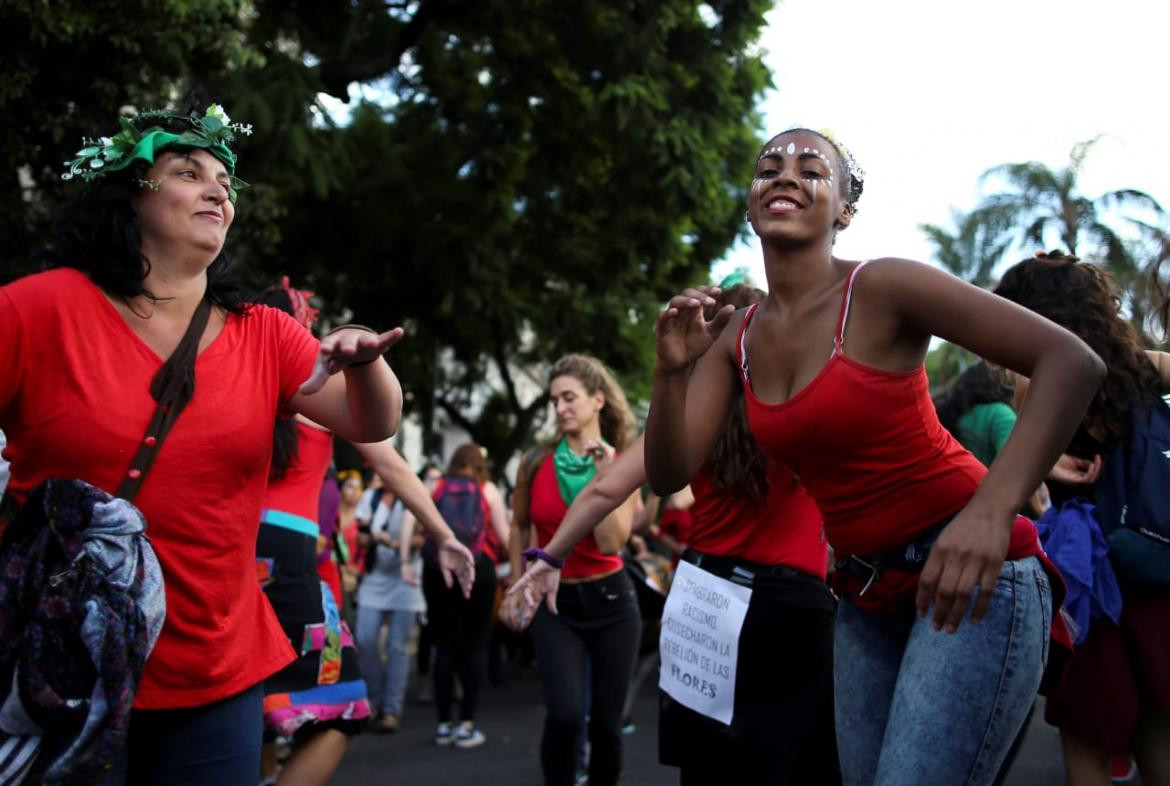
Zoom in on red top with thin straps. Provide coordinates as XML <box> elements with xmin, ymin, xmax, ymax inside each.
<box><xmin>528</xmin><ymin>453</ymin><xmax>624</xmax><ymax>580</ymax></box>
<box><xmin>263</xmin><ymin>422</ymin><xmax>334</xmax><ymax>521</ymax></box>
<box><xmin>688</xmin><ymin>465</ymin><xmax>828</xmax><ymax>579</ymax></box>
<box><xmin>737</xmin><ymin>262</ymin><xmax>985</xmax><ymax>556</ymax></box>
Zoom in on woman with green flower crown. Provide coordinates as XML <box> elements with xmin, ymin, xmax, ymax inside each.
<box><xmin>0</xmin><ymin>104</ymin><xmax>471</xmax><ymax>783</ymax></box>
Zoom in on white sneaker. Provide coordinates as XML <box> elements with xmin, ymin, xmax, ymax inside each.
<box><xmin>453</xmin><ymin>721</ymin><xmax>486</xmax><ymax>749</ymax></box>
<box><xmin>435</xmin><ymin>722</ymin><xmax>454</xmax><ymax>746</ymax></box>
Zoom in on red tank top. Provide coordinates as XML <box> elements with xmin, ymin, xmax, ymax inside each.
<box><xmin>263</xmin><ymin>422</ymin><xmax>334</xmax><ymax>522</ymax></box>
<box><xmin>688</xmin><ymin>465</ymin><xmax>828</xmax><ymax>579</ymax></box>
<box><xmin>528</xmin><ymin>453</ymin><xmax>624</xmax><ymax>580</ymax></box>
<box><xmin>658</xmin><ymin>507</ymin><xmax>692</xmax><ymax>543</ymax></box>
<box><xmin>738</xmin><ymin>262</ymin><xmax>987</xmax><ymax>556</ymax></box>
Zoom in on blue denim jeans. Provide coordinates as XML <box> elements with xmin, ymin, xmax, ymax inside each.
<box><xmin>835</xmin><ymin>556</ymin><xmax>1052</xmax><ymax>786</ymax></box>
<box><xmin>354</xmin><ymin>605</ymin><xmax>417</xmax><ymax>718</ymax></box>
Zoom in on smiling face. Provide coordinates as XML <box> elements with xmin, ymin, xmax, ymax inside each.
<box><xmin>747</xmin><ymin>130</ymin><xmax>852</xmax><ymax>246</ymax></box>
<box><xmin>550</xmin><ymin>374</ymin><xmax>604</xmax><ymax>439</ymax></box>
<box><xmin>131</xmin><ymin>148</ymin><xmax>235</xmax><ymax>266</ymax></box>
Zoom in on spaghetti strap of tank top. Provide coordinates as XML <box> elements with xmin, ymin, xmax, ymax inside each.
<box><xmin>834</xmin><ymin>260</ymin><xmax>870</xmax><ymax>353</ymax></box>
<box><xmin>737</xmin><ymin>260</ymin><xmax>870</xmax><ymax>385</ymax></box>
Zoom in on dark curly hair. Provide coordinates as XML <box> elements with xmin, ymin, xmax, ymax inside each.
<box><xmin>703</xmin><ymin>284</ymin><xmax>772</xmax><ymax>505</ymax></box>
<box><xmin>993</xmin><ymin>250</ymin><xmax>1160</xmax><ymax>448</ymax></box>
<box><xmin>254</xmin><ymin>284</ymin><xmax>300</xmax><ymax>480</ymax></box>
<box><xmin>932</xmin><ymin>363</ymin><xmax>1011</xmax><ymax>437</ymax></box>
<box><xmin>38</xmin><ymin>110</ymin><xmax>245</xmax><ymax>312</ymax></box>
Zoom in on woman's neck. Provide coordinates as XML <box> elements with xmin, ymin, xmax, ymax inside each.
<box><xmin>564</xmin><ymin>426</ymin><xmax>602</xmax><ymax>455</ymax></box>
<box><xmin>760</xmin><ymin>239</ymin><xmax>839</xmax><ymax>305</ymax></box>
<box><xmin>130</xmin><ymin>246</ymin><xmax>213</xmax><ymax>316</ymax></box>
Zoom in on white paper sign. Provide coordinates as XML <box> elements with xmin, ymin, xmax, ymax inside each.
<box><xmin>658</xmin><ymin>560</ymin><xmax>752</xmax><ymax>725</ymax></box>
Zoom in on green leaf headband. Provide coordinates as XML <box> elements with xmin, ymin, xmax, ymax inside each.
<box><xmin>61</xmin><ymin>104</ymin><xmax>252</xmax><ymax>202</ymax></box>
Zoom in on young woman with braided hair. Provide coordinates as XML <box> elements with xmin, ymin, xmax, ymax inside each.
<box><xmin>644</xmin><ymin>127</ymin><xmax>1103</xmax><ymax>785</ymax></box>
<box><xmin>994</xmin><ymin>250</ymin><xmax>1170</xmax><ymax>786</ymax></box>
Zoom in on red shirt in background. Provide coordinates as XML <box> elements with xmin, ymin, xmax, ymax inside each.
<box><xmin>528</xmin><ymin>454</ymin><xmax>624</xmax><ymax>580</ymax></box>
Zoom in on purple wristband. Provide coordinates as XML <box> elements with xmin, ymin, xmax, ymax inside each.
<box><xmin>523</xmin><ymin>547</ymin><xmax>565</xmax><ymax>570</ymax></box>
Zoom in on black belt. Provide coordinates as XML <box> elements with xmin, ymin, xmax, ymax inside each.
<box><xmin>834</xmin><ymin>516</ymin><xmax>953</xmax><ymax>595</ymax></box>
<box><xmin>681</xmin><ymin>549</ymin><xmax>809</xmax><ymax>588</ymax></box>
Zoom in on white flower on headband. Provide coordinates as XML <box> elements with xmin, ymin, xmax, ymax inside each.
<box><xmin>205</xmin><ymin>103</ymin><xmax>231</xmax><ymax>125</ymax></box>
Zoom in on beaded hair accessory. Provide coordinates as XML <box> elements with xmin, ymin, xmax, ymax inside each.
<box><xmin>815</xmin><ymin>128</ymin><xmax>866</xmax><ymax>204</ymax></box>
<box><xmin>61</xmin><ymin>104</ymin><xmax>252</xmax><ymax>202</ymax></box>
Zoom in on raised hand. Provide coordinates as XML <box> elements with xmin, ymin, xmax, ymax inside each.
<box><xmin>582</xmin><ymin>438</ymin><xmax>617</xmax><ymax>473</ymax></box>
<box><xmin>914</xmin><ymin>507</ymin><xmax>1011</xmax><ymax>633</ymax></box>
<box><xmin>299</xmin><ymin>326</ymin><xmax>405</xmax><ymax>395</ymax></box>
<box><xmin>654</xmin><ymin>286</ymin><xmax>735</xmax><ymax>374</ymax></box>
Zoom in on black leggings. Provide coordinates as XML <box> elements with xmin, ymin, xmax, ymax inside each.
<box><xmin>530</xmin><ymin>569</ymin><xmax>641</xmax><ymax>786</ymax></box>
<box><xmin>422</xmin><ymin>551</ymin><xmax>496</xmax><ymax>724</ymax></box>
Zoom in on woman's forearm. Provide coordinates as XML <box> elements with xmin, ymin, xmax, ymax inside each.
<box><xmin>342</xmin><ymin>361</ymin><xmax>403</xmax><ymax>442</ymax></box>
<box><xmin>355</xmin><ymin>440</ymin><xmax>455</xmax><ymax>542</ymax></box>
<box><xmin>645</xmin><ymin>367</ymin><xmax>697</xmax><ymax>495</ymax></box>
<box><xmin>546</xmin><ymin>444</ymin><xmax>646</xmax><ymax>560</ymax></box>
<box><xmin>974</xmin><ymin>343</ymin><xmax>1104</xmax><ymax>517</ymax></box>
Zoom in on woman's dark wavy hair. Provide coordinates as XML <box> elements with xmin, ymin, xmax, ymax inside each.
<box><xmin>932</xmin><ymin>363</ymin><xmax>1011</xmax><ymax>436</ymax></box>
<box><xmin>38</xmin><ymin>110</ymin><xmax>245</xmax><ymax>312</ymax></box>
<box><xmin>993</xmin><ymin>250</ymin><xmax>1160</xmax><ymax>447</ymax></box>
<box><xmin>703</xmin><ymin>284</ymin><xmax>771</xmax><ymax>505</ymax></box>
<box><xmin>254</xmin><ymin>285</ymin><xmax>300</xmax><ymax>480</ymax></box>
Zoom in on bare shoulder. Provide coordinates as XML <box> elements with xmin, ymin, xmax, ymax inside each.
<box><xmin>715</xmin><ymin>304</ymin><xmax>753</xmax><ymax>354</ymax></box>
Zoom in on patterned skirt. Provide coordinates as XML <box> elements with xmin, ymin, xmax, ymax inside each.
<box><xmin>257</xmin><ymin>513</ymin><xmax>370</xmax><ymax>744</ymax></box>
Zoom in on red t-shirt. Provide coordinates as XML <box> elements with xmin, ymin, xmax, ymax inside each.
<box><xmin>0</xmin><ymin>269</ymin><xmax>319</xmax><ymax>709</ymax></box>
<box><xmin>689</xmin><ymin>465</ymin><xmax>828</xmax><ymax>580</ymax></box>
<box><xmin>527</xmin><ymin>454</ymin><xmax>624</xmax><ymax>580</ymax></box>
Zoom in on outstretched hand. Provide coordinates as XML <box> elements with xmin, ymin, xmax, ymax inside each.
<box><xmin>437</xmin><ymin>538</ymin><xmax>476</xmax><ymax>598</ymax></box>
<box><xmin>503</xmin><ymin>560</ymin><xmax>562</xmax><ymax>631</ymax></box>
<box><xmin>654</xmin><ymin>287</ymin><xmax>736</xmax><ymax>374</ymax></box>
<box><xmin>914</xmin><ymin>508</ymin><xmax>1011</xmax><ymax>633</ymax></box>
<box><xmin>299</xmin><ymin>326</ymin><xmax>405</xmax><ymax>395</ymax></box>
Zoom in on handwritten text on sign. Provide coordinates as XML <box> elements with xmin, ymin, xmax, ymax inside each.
<box><xmin>658</xmin><ymin>560</ymin><xmax>751</xmax><ymax>725</ymax></box>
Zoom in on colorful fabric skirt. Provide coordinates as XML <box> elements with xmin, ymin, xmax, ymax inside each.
<box><xmin>257</xmin><ymin>513</ymin><xmax>370</xmax><ymax>744</ymax></box>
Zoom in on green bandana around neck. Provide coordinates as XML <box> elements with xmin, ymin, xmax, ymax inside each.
<box><xmin>553</xmin><ymin>436</ymin><xmax>604</xmax><ymax>506</ymax></box>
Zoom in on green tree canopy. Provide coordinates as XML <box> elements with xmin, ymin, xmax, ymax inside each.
<box><xmin>2</xmin><ymin>0</ymin><xmax>773</xmax><ymax>472</ymax></box>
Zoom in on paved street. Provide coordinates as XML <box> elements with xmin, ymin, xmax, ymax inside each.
<box><xmin>332</xmin><ymin>664</ymin><xmax>1084</xmax><ymax>785</ymax></box>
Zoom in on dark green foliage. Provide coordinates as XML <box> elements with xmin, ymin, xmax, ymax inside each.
<box><xmin>2</xmin><ymin>0</ymin><xmax>772</xmax><ymax>471</ymax></box>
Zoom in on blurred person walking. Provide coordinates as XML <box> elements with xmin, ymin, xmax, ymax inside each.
<box><xmin>424</xmin><ymin>443</ymin><xmax>509</xmax><ymax>749</ymax></box>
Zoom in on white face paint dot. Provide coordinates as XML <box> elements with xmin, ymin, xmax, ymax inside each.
<box><xmin>786</xmin><ymin>142</ymin><xmax>795</xmax><ymax>155</ymax></box>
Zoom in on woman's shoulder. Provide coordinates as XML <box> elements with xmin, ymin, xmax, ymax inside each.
<box><xmin>2</xmin><ymin>267</ymin><xmax>94</xmax><ymax>303</ymax></box>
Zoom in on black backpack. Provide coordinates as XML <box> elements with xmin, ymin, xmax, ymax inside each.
<box><xmin>1094</xmin><ymin>396</ymin><xmax>1170</xmax><ymax>586</ymax></box>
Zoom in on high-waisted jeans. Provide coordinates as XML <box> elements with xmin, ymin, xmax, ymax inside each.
<box><xmin>834</xmin><ymin>556</ymin><xmax>1052</xmax><ymax>786</ymax></box>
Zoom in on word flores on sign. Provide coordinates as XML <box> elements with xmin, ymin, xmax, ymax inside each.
<box><xmin>658</xmin><ymin>560</ymin><xmax>752</xmax><ymax>725</ymax></box>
